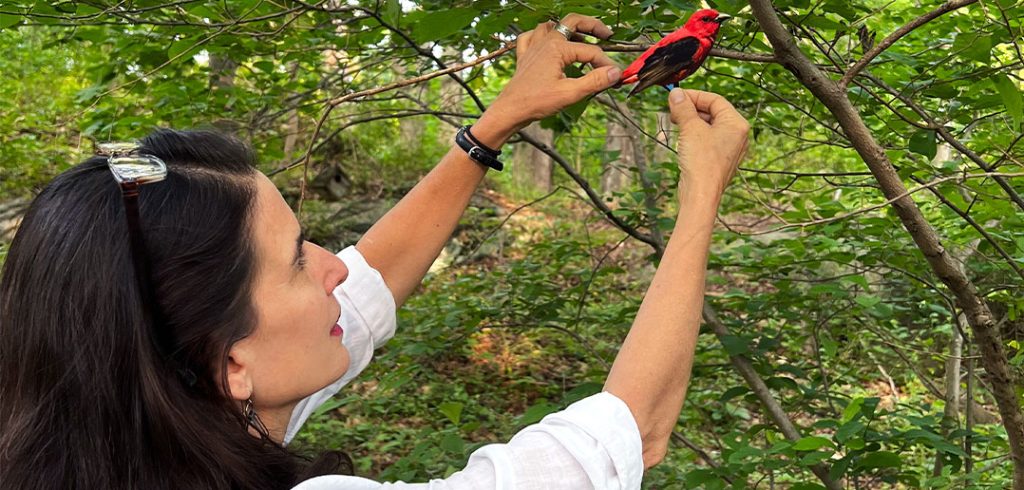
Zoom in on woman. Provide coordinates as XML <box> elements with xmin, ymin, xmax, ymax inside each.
<box><xmin>0</xmin><ymin>14</ymin><xmax>748</xmax><ymax>489</ymax></box>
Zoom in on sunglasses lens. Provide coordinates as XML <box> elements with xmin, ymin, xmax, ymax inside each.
<box><xmin>109</xmin><ymin>155</ymin><xmax>168</xmax><ymax>185</ymax></box>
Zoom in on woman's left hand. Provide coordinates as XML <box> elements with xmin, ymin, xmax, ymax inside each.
<box><xmin>474</xmin><ymin>14</ymin><xmax>621</xmax><ymax>146</ymax></box>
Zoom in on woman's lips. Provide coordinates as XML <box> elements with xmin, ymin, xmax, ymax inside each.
<box><xmin>330</xmin><ymin>323</ymin><xmax>343</xmax><ymax>337</ymax></box>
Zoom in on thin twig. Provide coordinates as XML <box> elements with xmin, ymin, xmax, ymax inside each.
<box><xmin>737</xmin><ymin>172</ymin><xmax>1024</xmax><ymax>236</ymax></box>
<box><xmin>841</xmin><ymin>0</ymin><xmax>979</xmax><ymax>87</ymax></box>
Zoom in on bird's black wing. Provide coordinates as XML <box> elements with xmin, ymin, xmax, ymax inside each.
<box><xmin>630</xmin><ymin>36</ymin><xmax>701</xmax><ymax>96</ymax></box>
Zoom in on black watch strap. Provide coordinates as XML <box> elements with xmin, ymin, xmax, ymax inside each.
<box><xmin>455</xmin><ymin>126</ymin><xmax>504</xmax><ymax>171</ymax></box>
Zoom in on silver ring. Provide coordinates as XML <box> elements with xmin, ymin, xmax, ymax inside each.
<box><xmin>554</xmin><ymin>23</ymin><xmax>574</xmax><ymax>40</ymax></box>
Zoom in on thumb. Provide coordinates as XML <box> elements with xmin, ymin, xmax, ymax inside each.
<box><xmin>569</xmin><ymin>65</ymin><xmax>622</xmax><ymax>96</ymax></box>
<box><xmin>668</xmin><ymin>88</ymin><xmax>698</xmax><ymax>125</ymax></box>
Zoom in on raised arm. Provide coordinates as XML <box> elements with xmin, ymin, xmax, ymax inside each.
<box><xmin>603</xmin><ymin>89</ymin><xmax>749</xmax><ymax>468</ymax></box>
<box><xmin>355</xmin><ymin>14</ymin><xmax>623</xmax><ymax>306</ymax></box>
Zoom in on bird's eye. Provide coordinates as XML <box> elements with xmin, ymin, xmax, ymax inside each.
<box><xmin>704</xmin><ymin>16</ymin><xmax>714</xmax><ymax>21</ymax></box>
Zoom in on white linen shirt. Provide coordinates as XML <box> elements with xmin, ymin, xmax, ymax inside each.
<box><xmin>289</xmin><ymin>246</ymin><xmax>644</xmax><ymax>489</ymax></box>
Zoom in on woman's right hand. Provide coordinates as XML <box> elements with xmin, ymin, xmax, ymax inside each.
<box><xmin>667</xmin><ymin>88</ymin><xmax>749</xmax><ymax>205</ymax></box>
<box><xmin>473</xmin><ymin>14</ymin><xmax>620</xmax><ymax>147</ymax></box>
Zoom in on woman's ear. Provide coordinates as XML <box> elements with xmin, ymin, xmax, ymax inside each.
<box><xmin>226</xmin><ymin>342</ymin><xmax>254</xmax><ymax>402</ymax></box>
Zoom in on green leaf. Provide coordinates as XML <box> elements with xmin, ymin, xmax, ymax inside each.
<box><xmin>0</xmin><ymin>13</ymin><xmax>21</xmax><ymax>29</ymax></box>
<box><xmin>931</xmin><ymin>439</ymin><xmax>968</xmax><ymax>457</ymax></box>
<box><xmin>718</xmin><ymin>334</ymin><xmax>749</xmax><ymax>356</ymax></box>
<box><xmin>382</xmin><ymin>0</ymin><xmax>401</xmax><ymax>26</ymax></box>
<box><xmin>854</xmin><ymin>294</ymin><xmax>881</xmax><ymax>308</ymax></box>
<box><xmin>790</xmin><ymin>483</ymin><xmax>827</xmax><ymax>490</ymax></box>
<box><xmin>800</xmin><ymin>450</ymin><xmax>835</xmax><ymax>466</ymax></box>
<box><xmin>411</xmin><ymin>8</ymin><xmax>478</xmax><ymax>43</ymax></box>
<box><xmin>311</xmin><ymin>395</ymin><xmax>348</xmax><ymax>417</ymax></box>
<box><xmin>685</xmin><ymin>468</ymin><xmax>721</xmax><ymax>488</ymax></box>
<box><xmin>438</xmin><ymin>401</ymin><xmax>463</xmax><ymax>425</ymax></box>
<box><xmin>727</xmin><ymin>445</ymin><xmax>764</xmax><ymax>464</ymax></box>
<box><xmin>476</xmin><ymin>9</ymin><xmax>518</xmax><ymax>37</ymax></box>
<box><xmin>953</xmin><ymin>33</ymin><xmax>992</xmax><ymax>63</ymax></box>
<box><xmin>564</xmin><ymin>382</ymin><xmax>603</xmax><ymax>403</ymax></box>
<box><xmin>909</xmin><ymin>129</ymin><xmax>937</xmax><ymax>160</ymax></box>
<box><xmin>53</xmin><ymin>1</ymin><xmax>77</xmax><ymax>14</ymax></box>
<box><xmin>719</xmin><ymin>385</ymin><xmax>749</xmax><ymax>402</ymax></box>
<box><xmin>992</xmin><ymin>74</ymin><xmax>1023</xmax><ymax>131</ymax></box>
<box><xmin>820</xmin><ymin>337</ymin><xmax>838</xmax><ymax>358</ymax></box>
<box><xmin>829</xmin><ymin>457</ymin><xmax>851</xmax><ymax>480</ymax></box>
<box><xmin>857</xmin><ymin>450</ymin><xmax>902</xmax><ymax>469</ymax></box>
<box><xmin>167</xmin><ymin>35</ymin><xmax>204</xmax><ymax>60</ymax></box>
<box><xmin>793</xmin><ymin>436</ymin><xmax>833</xmax><ymax>451</ymax></box>
<box><xmin>440</xmin><ymin>433</ymin><xmax>465</xmax><ymax>454</ymax></box>
<box><xmin>518</xmin><ymin>400</ymin><xmax>559</xmax><ymax>425</ymax></box>
<box><xmin>836</xmin><ymin>420</ymin><xmax>865</xmax><ymax>443</ymax></box>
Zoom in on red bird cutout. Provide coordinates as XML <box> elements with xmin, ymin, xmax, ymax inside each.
<box><xmin>620</xmin><ymin>9</ymin><xmax>731</xmax><ymax>97</ymax></box>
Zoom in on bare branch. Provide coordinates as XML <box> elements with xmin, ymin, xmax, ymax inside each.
<box><xmin>267</xmin><ymin>43</ymin><xmax>514</xmax><ymax>176</ymax></box>
<box><xmin>841</xmin><ymin>0</ymin><xmax>979</xmax><ymax>87</ymax></box>
<box><xmin>910</xmin><ymin>176</ymin><xmax>1024</xmax><ymax>281</ymax></box>
<box><xmin>514</xmin><ymin>131</ymin><xmax>665</xmax><ymax>255</ymax></box>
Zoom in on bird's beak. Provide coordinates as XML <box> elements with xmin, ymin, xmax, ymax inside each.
<box><xmin>715</xmin><ymin>13</ymin><xmax>732</xmax><ymax>23</ymax></box>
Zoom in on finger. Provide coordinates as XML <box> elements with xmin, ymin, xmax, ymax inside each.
<box><xmin>561</xmin><ymin>42</ymin><xmax>617</xmax><ymax>70</ymax></box>
<box><xmin>559</xmin><ymin>13</ymin><xmax>614</xmax><ymax>40</ymax></box>
<box><xmin>516</xmin><ymin>31</ymin><xmax>534</xmax><ymax>58</ymax></box>
<box><xmin>669</xmin><ymin>88</ymin><xmax>700</xmax><ymax>126</ymax></box>
<box><xmin>565</xmin><ymin>65</ymin><xmax>622</xmax><ymax>96</ymax></box>
<box><xmin>683</xmin><ymin>89</ymin><xmax>744</xmax><ymax>125</ymax></box>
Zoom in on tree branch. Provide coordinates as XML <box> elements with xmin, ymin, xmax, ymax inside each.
<box><xmin>514</xmin><ymin>131</ymin><xmax>665</xmax><ymax>255</ymax></box>
<box><xmin>861</xmin><ymin>73</ymin><xmax>1024</xmax><ymax>212</ymax></box>
<box><xmin>701</xmin><ymin>305</ymin><xmax>842</xmax><ymax>490</ymax></box>
<box><xmin>748</xmin><ymin>1</ymin><xmax>1024</xmax><ymax>487</ymax></box>
<box><xmin>840</xmin><ymin>0</ymin><xmax>979</xmax><ymax>87</ymax></box>
<box><xmin>268</xmin><ymin>43</ymin><xmax>514</xmax><ymax>176</ymax></box>
<box><xmin>601</xmin><ymin>43</ymin><xmax>778</xmax><ymax>63</ymax></box>
<box><xmin>910</xmin><ymin>176</ymin><xmax>1024</xmax><ymax>281</ymax></box>
<box><xmin>358</xmin><ymin>6</ymin><xmax>487</xmax><ymax>112</ymax></box>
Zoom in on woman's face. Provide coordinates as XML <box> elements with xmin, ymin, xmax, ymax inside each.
<box><xmin>226</xmin><ymin>173</ymin><xmax>350</xmax><ymax>439</ymax></box>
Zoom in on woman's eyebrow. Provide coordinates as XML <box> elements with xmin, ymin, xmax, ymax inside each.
<box><xmin>292</xmin><ymin>232</ymin><xmax>304</xmax><ymax>266</ymax></box>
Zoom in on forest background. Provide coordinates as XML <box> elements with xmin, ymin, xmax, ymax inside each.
<box><xmin>1</xmin><ymin>0</ymin><xmax>1022</xmax><ymax>488</ymax></box>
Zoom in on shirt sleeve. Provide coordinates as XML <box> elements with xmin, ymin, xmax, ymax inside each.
<box><xmin>335</xmin><ymin>245</ymin><xmax>398</xmax><ymax>378</ymax></box>
<box><xmin>283</xmin><ymin>246</ymin><xmax>398</xmax><ymax>444</ymax></box>
<box><xmin>291</xmin><ymin>392</ymin><xmax>643</xmax><ymax>490</ymax></box>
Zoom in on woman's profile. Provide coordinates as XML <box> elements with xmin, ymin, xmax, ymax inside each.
<box><xmin>0</xmin><ymin>14</ymin><xmax>749</xmax><ymax>490</ymax></box>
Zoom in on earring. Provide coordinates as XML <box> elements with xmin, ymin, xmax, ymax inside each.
<box><xmin>243</xmin><ymin>397</ymin><xmax>270</xmax><ymax>438</ymax></box>
<box><xmin>243</xmin><ymin>398</ymin><xmax>257</xmax><ymax>425</ymax></box>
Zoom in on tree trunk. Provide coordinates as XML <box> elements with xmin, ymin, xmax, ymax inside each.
<box><xmin>513</xmin><ymin>123</ymin><xmax>553</xmax><ymax>192</ymax></box>
<box><xmin>934</xmin><ymin>325</ymin><xmax>962</xmax><ymax>475</ymax></box>
<box><xmin>437</xmin><ymin>47</ymin><xmax>464</xmax><ymax>146</ymax></box>
<box><xmin>602</xmin><ymin>116</ymin><xmax>635</xmax><ymax>194</ymax></box>
<box><xmin>748</xmin><ymin>2</ymin><xmax>1024</xmax><ymax>487</ymax></box>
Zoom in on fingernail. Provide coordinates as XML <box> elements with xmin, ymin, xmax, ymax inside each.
<box><xmin>670</xmin><ymin>88</ymin><xmax>685</xmax><ymax>104</ymax></box>
<box><xmin>607</xmin><ymin>67</ymin><xmax>621</xmax><ymax>84</ymax></box>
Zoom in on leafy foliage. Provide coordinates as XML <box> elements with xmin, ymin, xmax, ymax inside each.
<box><xmin>2</xmin><ymin>0</ymin><xmax>1022</xmax><ymax>487</ymax></box>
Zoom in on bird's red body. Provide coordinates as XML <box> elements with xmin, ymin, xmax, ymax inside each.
<box><xmin>620</xmin><ymin>9</ymin><xmax>730</xmax><ymax>97</ymax></box>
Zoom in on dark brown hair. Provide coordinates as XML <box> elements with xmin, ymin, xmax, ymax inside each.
<box><xmin>0</xmin><ymin>129</ymin><xmax>348</xmax><ymax>489</ymax></box>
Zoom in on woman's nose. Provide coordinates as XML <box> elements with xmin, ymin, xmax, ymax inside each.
<box><xmin>316</xmin><ymin>245</ymin><xmax>348</xmax><ymax>294</ymax></box>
